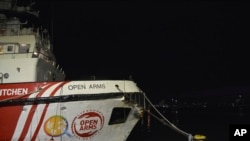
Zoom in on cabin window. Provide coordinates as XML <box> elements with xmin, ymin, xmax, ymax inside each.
<box><xmin>19</xmin><ymin>44</ymin><xmax>30</xmax><ymax>53</ymax></box>
<box><xmin>108</xmin><ymin>107</ymin><xmax>131</xmax><ymax>125</ymax></box>
<box><xmin>7</xmin><ymin>45</ymin><xmax>13</xmax><ymax>52</ymax></box>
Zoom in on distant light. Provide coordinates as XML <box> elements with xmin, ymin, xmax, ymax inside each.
<box><xmin>194</xmin><ymin>134</ymin><xmax>206</xmax><ymax>140</ymax></box>
<box><xmin>32</xmin><ymin>51</ymin><xmax>38</xmax><ymax>57</ymax></box>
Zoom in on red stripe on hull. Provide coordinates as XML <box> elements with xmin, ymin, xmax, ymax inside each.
<box><xmin>18</xmin><ymin>82</ymin><xmax>56</xmax><ymax>140</ymax></box>
<box><xmin>0</xmin><ymin>106</ymin><xmax>23</xmax><ymax>140</ymax></box>
<box><xmin>0</xmin><ymin>82</ymin><xmax>49</xmax><ymax>140</ymax></box>
<box><xmin>31</xmin><ymin>81</ymin><xmax>69</xmax><ymax>140</ymax></box>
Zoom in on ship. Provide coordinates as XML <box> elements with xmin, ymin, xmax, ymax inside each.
<box><xmin>0</xmin><ymin>1</ymin><xmax>145</xmax><ymax>140</ymax></box>
<box><xmin>0</xmin><ymin>1</ymin><xmax>195</xmax><ymax>141</ymax></box>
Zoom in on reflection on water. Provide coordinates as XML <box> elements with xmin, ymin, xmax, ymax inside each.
<box><xmin>127</xmin><ymin>94</ymin><xmax>249</xmax><ymax>141</ymax></box>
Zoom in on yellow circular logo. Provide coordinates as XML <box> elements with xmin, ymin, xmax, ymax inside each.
<box><xmin>44</xmin><ymin>115</ymin><xmax>68</xmax><ymax>137</ymax></box>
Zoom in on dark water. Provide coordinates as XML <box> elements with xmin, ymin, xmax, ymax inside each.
<box><xmin>127</xmin><ymin>95</ymin><xmax>250</xmax><ymax>141</ymax></box>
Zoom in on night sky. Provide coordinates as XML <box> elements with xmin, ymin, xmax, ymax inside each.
<box><xmin>13</xmin><ymin>1</ymin><xmax>249</xmax><ymax>140</ymax></box>
<box><xmin>35</xmin><ymin>0</ymin><xmax>248</xmax><ymax>98</ymax></box>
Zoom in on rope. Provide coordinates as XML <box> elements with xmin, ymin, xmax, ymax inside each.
<box><xmin>142</xmin><ymin>92</ymin><xmax>193</xmax><ymax>141</ymax></box>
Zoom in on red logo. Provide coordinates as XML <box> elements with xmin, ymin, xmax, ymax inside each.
<box><xmin>71</xmin><ymin>110</ymin><xmax>104</xmax><ymax>139</ymax></box>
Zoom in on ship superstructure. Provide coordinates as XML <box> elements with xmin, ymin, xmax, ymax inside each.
<box><xmin>0</xmin><ymin>0</ymin><xmax>65</xmax><ymax>83</ymax></box>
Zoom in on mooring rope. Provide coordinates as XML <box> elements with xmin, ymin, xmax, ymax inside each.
<box><xmin>142</xmin><ymin>91</ymin><xmax>193</xmax><ymax>141</ymax></box>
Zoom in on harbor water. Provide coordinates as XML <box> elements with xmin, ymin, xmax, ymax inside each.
<box><xmin>127</xmin><ymin>94</ymin><xmax>249</xmax><ymax>141</ymax></box>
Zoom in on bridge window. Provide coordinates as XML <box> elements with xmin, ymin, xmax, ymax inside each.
<box><xmin>19</xmin><ymin>44</ymin><xmax>30</xmax><ymax>53</ymax></box>
<box><xmin>7</xmin><ymin>45</ymin><xmax>13</xmax><ymax>52</ymax></box>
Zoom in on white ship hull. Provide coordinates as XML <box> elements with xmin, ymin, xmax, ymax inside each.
<box><xmin>0</xmin><ymin>80</ymin><xmax>144</xmax><ymax>141</ymax></box>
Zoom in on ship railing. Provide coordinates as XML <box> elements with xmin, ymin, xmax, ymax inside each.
<box><xmin>0</xmin><ymin>20</ymin><xmax>48</xmax><ymax>37</ymax></box>
<box><xmin>0</xmin><ymin>24</ymin><xmax>37</xmax><ymax>36</ymax></box>
<box><xmin>0</xmin><ymin>20</ymin><xmax>36</xmax><ymax>36</ymax></box>
<box><xmin>124</xmin><ymin>92</ymin><xmax>145</xmax><ymax>108</ymax></box>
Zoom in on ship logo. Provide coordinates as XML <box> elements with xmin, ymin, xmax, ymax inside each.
<box><xmin>71</xmin><ymin>110</ymin><xmax>104</xmax><ymax>139</ymax></box>
<box><xmin>44</xmin><ymin>115</ymin><xmax>72</xmax><ymax>137</ymax></box>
